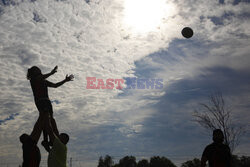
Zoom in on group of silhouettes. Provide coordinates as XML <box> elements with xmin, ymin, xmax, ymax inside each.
<box><xmin>19</xmin><ymin>66</ymin><xmax>232</xmax><ymax>167</ymax></box>
<box><xmin>20</xmin><ymin>66</ymin><xmax>74</xmax><ymax>167</ymax></box>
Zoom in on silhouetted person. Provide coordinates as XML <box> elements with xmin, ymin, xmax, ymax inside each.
<box><xmin>201</xmin><ymin>129</ymin><xmax>232</xmax><ymax>167</ymax></box>
<box><xmin>44</xmin><ymin>112</ymin><xmax>69</xmax><ymax>167</ymax></box>
<box><xmin>19</xmin><ymin>114</ymin><xmax>45</xmax><ymax>167</ymax></box>
<box><xmin>27</xmin><ymin>66</ymin><xmax>73</xmax><ymax>149</ymax></box>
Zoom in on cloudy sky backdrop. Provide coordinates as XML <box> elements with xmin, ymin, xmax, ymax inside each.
<box><xmin>0</xmin><ymin>0</ymin><xmax>250</xmax><ymax>166</ymax></box>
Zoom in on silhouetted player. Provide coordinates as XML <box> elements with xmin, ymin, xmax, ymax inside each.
<box><xmin>201</xmin><ymin>129</ymin><xmax>232</xmax><ymax>167</ymax></box>
<box><xmin>43</xmin><ymin>112</ymin><xmax>69</xmax><ymax>167</ymax></box>
<box><xmin>20</xmin><ymin>114</ymin><xmax>45</xmax><ymax>167</ymax></box>
<box><xmin>27</xmin><ymin>66</ymin><xmax>73</xmax><ymax>149</ymax></box>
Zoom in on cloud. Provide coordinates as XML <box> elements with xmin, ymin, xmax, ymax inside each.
<box><xmin>0</xmin><ymin>113</ymin><xmax>19</xmax><ymax>125</ymax></box>
<box><xmin>33</xmin><ymin>10</ymin><xmax>47</xmax><ymax>23</ymax></box>
<box><xmin>129</xmin><ymin>66</ymin><xmax>250</xmax><ymax>165</ymax></box>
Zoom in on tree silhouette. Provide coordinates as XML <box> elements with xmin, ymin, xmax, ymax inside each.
<box><xmin>193</xmin><ymin>92</ymin><xmax>246</xmax><ymax>152</ymax></box>
<box><xmin>104</xmin><ymin>155</ymin><xmax>113</xmax><ymax>167</ymax></box>
<box><xmin>98</xmin><ymin>155</ymin><xmax>113</xmax><ymax>167</ymax></box>
<box><xmin>137</xmin><ymin>159</ymin><xmax>149</xmax><ymax>167</ymax></box>
<box><xmin>232</xmin><ymin>155</ymin><xmax>250</xmax><ymax>167</ymax></box>
<box><xmin>119</xmin><ymin>156</ymin><xmax>136</xmax><ymax>167</ymax></box>
<box><xmin>97</xmin><ymin>154</ymin><xmax>250</xmax><ymax>167</ymax></box>
<box><xmin>98</xmin><ymin>156</ymin><xmax>105</xmax><ymax>167</ymax></box>
<box><xmin>181</xmin><ymin>158</ymin><xmax>200</xmax><ymax>167</ymax></box>
<box><xmin>149</xmin><ymin>156</ymin><xmax>176</xmax><ymax>167</ymax></box>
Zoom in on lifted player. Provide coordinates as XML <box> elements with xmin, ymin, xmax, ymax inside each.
<box><xmin>27</xmin><ymin>66</ymin><xmax>73</xmax><ymax>149</ymax></box>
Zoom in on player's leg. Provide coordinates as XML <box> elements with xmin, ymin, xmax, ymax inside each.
<box><xmin>40</xmin><ymin>110</ymin><xmax>50</xmax><ymax>151</ymax></box>
<box><xmin>36</xmin><ymin>99</ymin><xmax>52</xmax><ymax>150</ymax></box>
<box><xmin>41</xmin><ymin>112</ymin><xmax>51</xmax><ymax>152</ymax></box>
<box><xmin>50</xmin><ymin>115</ymin><xmax>59</xmax><ymax>137</ymax></box>
<box><xmin>47</xmin><ymin>101</ymin><xmax>60</xmax><ymax>146</ymax></box>
<box><xmin>36</xmin><ymin>100</ymin><xmax>49</xmax><ymax>143</ymax></box>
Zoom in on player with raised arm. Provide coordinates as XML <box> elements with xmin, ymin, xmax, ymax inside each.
<box><xmin>27</xmin><ymin>66</ymin><xmax>74</xmax><ymax>149</ymax></box>
<box><xmin>44</xmin><ymin>112</ymin><xmax>69</xmax><ymax>167</ymax></box>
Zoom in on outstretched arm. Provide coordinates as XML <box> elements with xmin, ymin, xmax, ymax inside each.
<box><xmin>50</xmin><ymin>117</ymin><xmax>59</xmax><ymax>138</ymax></box>
<box><xmin>44</xmin><ymin>113</ymin><xmax>56</xmax><ymax>144</ymax></box>
<box><xmin>41</xmin><ymin>114</ymin><xmax>59</xmax><ymax>153</ymax></box>
<box><xmin>42</xmin><ymin>66</ymin><xmax>58</xmax><ymax>79</ymax></box>
<box><xmin>46</xmin><ymin>74</ymin><xmax>74</xmax><ymax>88</ymax></box>
<box><xmin>30</xmin><ymin>114</ymin><xmax>45</xmax><ymax>144</ymax></box>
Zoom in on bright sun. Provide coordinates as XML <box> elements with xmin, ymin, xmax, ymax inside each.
<box><xmin>123</xmin><ymin>0</ymin><xmax>174</xmax><ymax>34</ymax></box>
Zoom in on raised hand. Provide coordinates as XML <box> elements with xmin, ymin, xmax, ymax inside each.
<box><xmin>65</xmin><ymin>74</ymin><xmax>74</xmax><ymax>82</ymax></box>
<box><xmin>51</xmin><ymin>66</ymin><xmax>58</xmax><ymax>74</ymax></box>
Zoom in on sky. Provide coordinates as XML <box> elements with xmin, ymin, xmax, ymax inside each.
<box><xmin>0</xmin><ymin>0</ymin><xmax>250</xmax><ymax>166</ymax></box>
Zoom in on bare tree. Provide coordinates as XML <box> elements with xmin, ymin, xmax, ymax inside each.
<box><xmin>193</xmin><ymin>92</ymin><xmax>245</xmax><ymax>152</ymax></box>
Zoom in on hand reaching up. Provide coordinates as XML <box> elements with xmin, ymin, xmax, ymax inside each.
<box><xmin>65</xmin><ymin>74</ymin><xmax>74</xmax><ymax>82</ymax></box>
<box><xmin>51</xmin><ymin>66</ymin><xmax>58</xmax><ymax>74</ymax></box>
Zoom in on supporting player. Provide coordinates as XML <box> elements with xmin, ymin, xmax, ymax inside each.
<box><xmin>20</xmin><ymin>114</ymin><xmax>45</xmax><ymax>167</ymax></box>
<box><xmin>44</xmin><ymin>112</ymin><xmax>69</xmax><ymax>167</ymax></box>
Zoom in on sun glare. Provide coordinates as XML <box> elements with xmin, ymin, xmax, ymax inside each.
<box><xmin>123</xmin><ymin>0</ymin><xmax>174</xmax><ymax>34</ymax></box>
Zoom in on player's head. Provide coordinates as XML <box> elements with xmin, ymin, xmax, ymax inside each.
<box><xmin>59</xmin><ymin>133</ymin><xmax>69</xmax><ymax>145</ymax></box>
<box><xmin>27</xmin><ymin>66</ymin><xmax>41</xmax><ymax>80</ymax></box>
<box><xmin>19</xmin><ymin>133</ymin><xmax>29</xmax><ymax>143</ymax></box>
<box><xmin>213</xmin><ymin>129</ymin><xmax>224</xmax><ymax>143</ymax></box>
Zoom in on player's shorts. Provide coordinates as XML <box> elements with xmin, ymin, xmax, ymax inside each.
<box><xmin>35</xmin><ymin>98</ymin><xmax>53</xmax><ymax>114</ymax></box>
